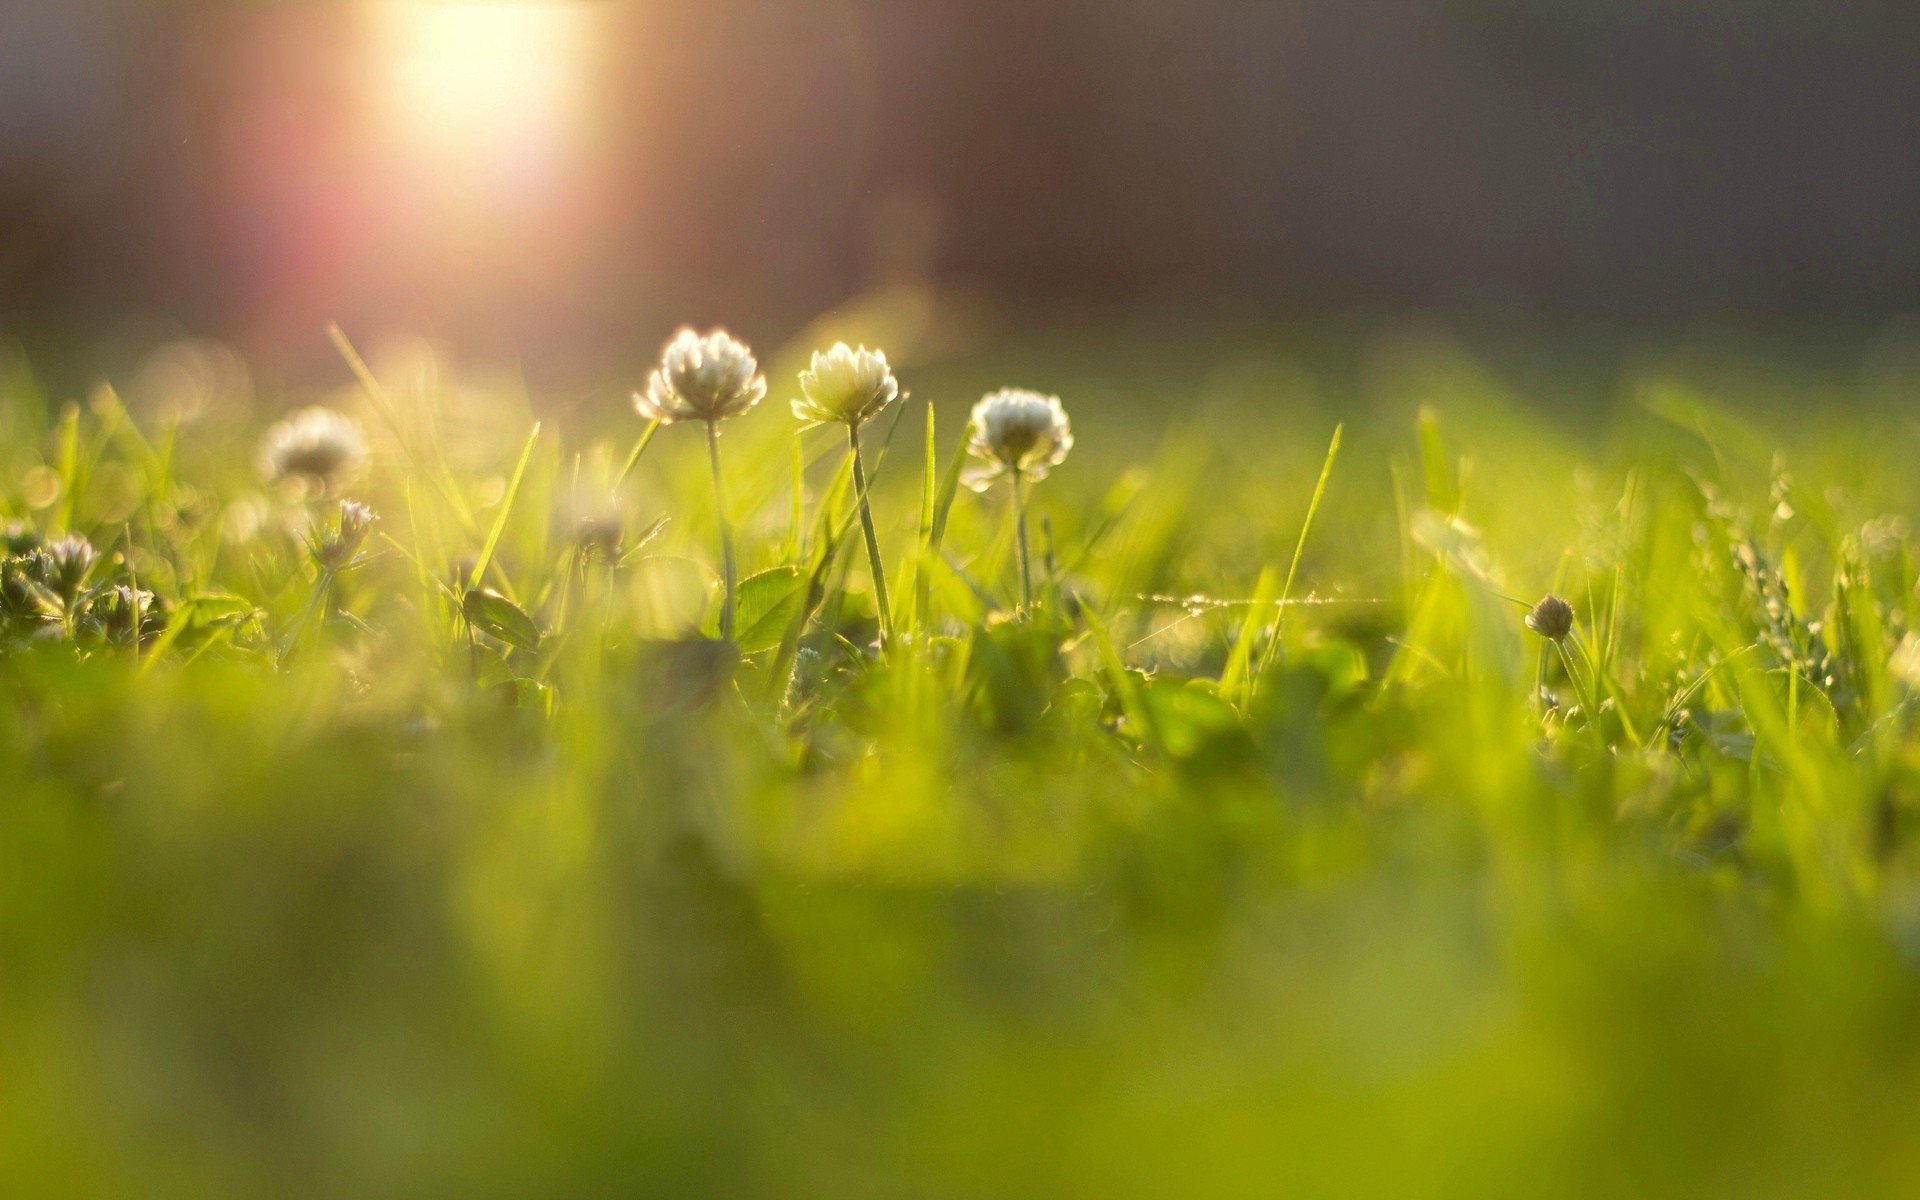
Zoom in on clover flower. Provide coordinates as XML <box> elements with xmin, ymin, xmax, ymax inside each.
<box><xmin>260</xmin><ymin>406</ymin><xmax>367</xmax><ymax>489</ymax></box>
<box><xmin>1525</xmin><ymin>594</ymin><xmax>1575</xmax><ymax>642</ymax></box>
<box><xmin>792</xmin><ymin>342</ymin><xmax>906</xmax><ymax>644</ymax></box>
<box><xmin>87</xmin><ymin>584</ymin><xmax>165</xmax><ymax>650</ymax></box>
<box><xmin>964</xmin><ymin>388</ymin><xmax>1074</xmax><ymax>492</ymax></box>
<box><xmin>964</xmin><ymin>389</ymin><xmax>1073</xmax><ymax>611</ymax></box>
<box><xmin>311</xmin><ymin>500</ymin><xmax>376</xmax><ymax>570</ymax></box>
<box><xmin>791</xmin><ymin>343</ymin><xmax>900</xmax><ymax>429</ymax></box>
<box><xmin>0</xmin><ymin>556</ymin><xmax>55</xmax><ymax>629</ymax></box>
<box><xmin>39</xmin><ymin>534</ymin><xmax>98</xmax><ymax>602</ymax></box>
<box><xmin>633</xmin><ymin>327</ymin><xmax>765</xmax><ymax>641</ymax></box>
<box><xmin>634</xmin><ymin>328</ymin><xmax>767</xmax><ymax>426</ymax></box>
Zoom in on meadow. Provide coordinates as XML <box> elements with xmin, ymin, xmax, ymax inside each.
<box><xmin>6</xmin><ymin>313</ymin><xmax>1920</xmax><ymax>1197</ymax></box>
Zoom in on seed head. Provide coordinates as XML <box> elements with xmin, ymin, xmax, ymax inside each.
<box><xmin>635</xmin><ymin>328</ymin><xmax>767</xmax><ymax>426</ymax></box>
<box><xmin>260</xmin><ymin>406</ymin><xmax>367</xmax><ymax>489</ymax></box>
<box><xmin>791</xmin><ymin>343</ymin><xmax>900</xmax><ymax>428</ymax></box>
<box><xmin>1525</xmin><ymin>594</ymin><xmax>1575</xmax><ymax>641</ymax></box>
<box><xmin>963</xmin><ymin>388</ymin><xmax>1074</xmax><ymax>491</ymax></box>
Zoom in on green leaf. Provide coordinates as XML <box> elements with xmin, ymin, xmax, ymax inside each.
<box><xmin>464</xmin><ymin>586</ymin><xmax>541</xmax><ymax>651</ymax></box>
<box><xmin>179</xmin><ymin>592</ymin><xmax>257</xmax><ymax>627</ymax></box>
<box><xmin>735</xmin><ymin>566</ymin><xmax>806</xmax><ymax>654</ymax></box>
<box><xmin>1138</xmin><ymin>679</ymin><xmax>1249</xmax><ymax>762</ymax></box>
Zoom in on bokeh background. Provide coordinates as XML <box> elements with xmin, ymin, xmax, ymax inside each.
<box><xmin>7</xmin><ymin>0</ymin><xmax>1920</xmax><ymax>397</ymax></box>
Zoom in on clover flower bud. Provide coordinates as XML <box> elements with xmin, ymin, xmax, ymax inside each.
<box><xmin>1</xmin><ymin>555</ymin><xmax>55</xmax><ymax>628</ymax></box>
<box><xmin>313</xmin><ymin>500</ymin><xmax>376</xmax><ymax>569</ymax></box>
<box><xmin>39</xmin><ymin>534</ymin><xmax>98</xmax><ymax>602</ymax></box>
<box><xmin>574</xmin><ymin>514</ymin><xmax>623</xmax><ymax>563</ymax></box>
<box><xmin>556</xmin><ymin>485</ymin><xmax>624</xmax><ymax>564</ymax></box>
<box><xmin>88</xmin><ymin>584</ymin><xmax>165</xmax><ymax>649</ymax></box>
<box><xmin>1525</xmin><ymin>594</ymin><xmax>1575</xmax><ymax>642</ymax></box>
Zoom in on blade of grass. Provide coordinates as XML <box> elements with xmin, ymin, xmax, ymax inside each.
<box><xmin>1221</xmin><ymin>566</ymin><xmax>1281</xmax><ymax>710</ymax></box>
<box><xmin>52</xmin><ymin>403</ymin><xmax>80</xmax><ymax>534</ymax></box>
<box><xmin>1081</xmin><ymin>601</ymin><xmax>1157</xmax><ymax>754</ymax></box>
<box><xmin>327</xmin><ymin>323</ymin><xmax>480</xmax><ymax>539</ymax></box>
<box><xmin>900</xmin><ymin>399</ymin><xmax>939</xmax><ymax>636</ymax></box>
<box><xmin>468</xmin><ymin>423</ymin><xmax>542</xmax><ymax>597</ymax></box>
<box><xmin>1254</xmin><ymin>422</ymin><xmax>1342</xmax><ymax>689</ymax></box>
<box><xmin>612</xmin><ymin>419</ymin><xmax>661</xmax><ymax>497</ymax></box>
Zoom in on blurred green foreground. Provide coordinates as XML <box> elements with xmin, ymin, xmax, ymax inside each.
<box><xmin>6</xmin><ymin>319</ymin><xmax>1920</xmax><ymax>1197</ymax></box>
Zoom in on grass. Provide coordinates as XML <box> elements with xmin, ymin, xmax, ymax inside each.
<box><xmin>6</xmin><ymin>319</ymin><xmax>1920</xmax><ymax>1197</ymax></box>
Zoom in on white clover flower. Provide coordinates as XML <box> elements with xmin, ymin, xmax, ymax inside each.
<box><xmin>635</xmin><ymin>328</ymin><xmax>767</xmax><ymax>425</ymax></box>
<box><xmin>791</xmin><ymin>343</ymin><xmax>900</xmax><ymax>428</ymax></box>
<box><xmin>964</xmin><ymin>388</ymin><xmax>1073</xmax><ymax>491</ymax></box>
<box><xmin>260</xmin><ymin>406</ymin><xmax>367</xmax><ymax>489</ymax></box>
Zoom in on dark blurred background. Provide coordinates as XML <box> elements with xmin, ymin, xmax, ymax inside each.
<box><xmin>5</xmin><ymin>0</ymin><xmax>1920</xmax><ymax>387</ymax></box>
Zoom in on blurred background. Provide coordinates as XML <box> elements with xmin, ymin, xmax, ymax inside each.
<box><xmin>5</xmin><ymin>0</ymin><xmax>1920</xmax><ymax>397</ymax></box>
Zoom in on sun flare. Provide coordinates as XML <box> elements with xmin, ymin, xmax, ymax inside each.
<box><xmin>368</xmin><ymin>0</ymin><xmax>598</xmax><ymax>170</ymax></box>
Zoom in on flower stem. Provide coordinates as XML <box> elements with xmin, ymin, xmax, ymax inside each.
<box><xmin>705</xmin><ymin>421</ymin><xmax>736</xmax><ymax>642</ymax></box>
<box><xmin>1555</xmin><ymin>638</ymin><xmax>1607</xmax><ymax>754</ymax></box>
<box><xmin>848</xmin><ymin>422</ymin><xmax>892</xmax><ymax>646</ymax></box>
<box><xmin>1011</xmin><ymin>466</ymin><xmax>1033</xmax><ymax>611</ymax></box>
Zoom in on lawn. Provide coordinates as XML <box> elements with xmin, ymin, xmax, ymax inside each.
<box><xmin>4</xmin><ymin>316</ymin><xmax>1920</xmax><ymax>1198</ymax></box>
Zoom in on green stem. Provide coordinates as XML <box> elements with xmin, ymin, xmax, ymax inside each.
<box><xmin>1011</xmin><ymin>467</ymin><xmax>1033</xmax><ymax>611</ymax></box>
<box><xmin>848</xmin><ymin>423</ymin><xmax>892</xmax><ymax>645</ymax></box>
<box><xmin>1556</xmin><ymin>639</ymin><xmax>1607</xmax><ymax>754</ymax></box>
<box><xmin>706</xmin><ymin>421</ymin><xmax>736</xmax><ymax>642</ymax></box>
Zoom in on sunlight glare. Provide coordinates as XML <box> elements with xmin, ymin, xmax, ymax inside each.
<box><xmin>369</xmin><ymin>0</ymin><xmax>598</xmax><ymax>174</ymax></box>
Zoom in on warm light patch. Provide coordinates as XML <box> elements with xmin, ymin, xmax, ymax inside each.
<box><xmin>368</xmin><ymin>0</ymin><xmax>597</xmax><ymax>175</ymax></box>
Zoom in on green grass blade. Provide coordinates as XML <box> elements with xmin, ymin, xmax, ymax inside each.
<box><xmin>1255</xmin><ymin>422</ymin><xmax>1342</xmax><ymax>687</ymax></box>
<box><xmin>468</xmin><ymin>423</ymin><xmax>542</xmax><ymax>595</ymax></box>
<box><xmin>612</xmin><ymin>419</ymin><xmax>661</xmax><ymax>497</ymax></box>
<box><xmin>1221</xmin><ymin>566</ymin><xmax>1280</xmax><ymax>710</ymax></box>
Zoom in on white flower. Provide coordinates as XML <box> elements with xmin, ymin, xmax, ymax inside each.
<box><xmin>312</xmin><ymin>499</ymin><xmax>377</xmax><ymax>568</ymax></box>
<box><xmin>259</xmin><ymin>406</ymin><xmax>367</xmax><ymax>488</ymax></box>
<box><xmin>791</xmin><ymin>343</ymin><xmax>899</xmax><ymax>428</ymax></box>
<box><xmin>635</xmin><ymin>328</ymin><xmax>767</xmax><ymax>425</ymax></box>
<box><xmin>964</xmin><ymin>388</ymin><xmax>1073</xmax><ymax>491</ymax></box>
<box><xmin>39</xmin><ymin>534</ymin><xmax>98</xmax><ymax>599</ymax></box>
